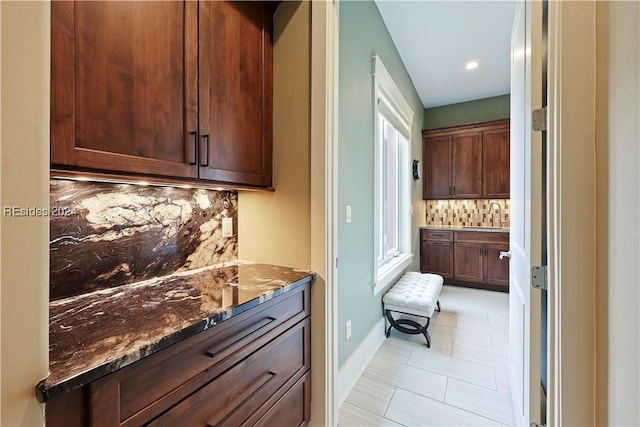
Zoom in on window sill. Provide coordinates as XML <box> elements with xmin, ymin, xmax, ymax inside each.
<box><xmin>373</xmin><ymin>253</ymin><xmax>413</xmax><ymax>295</ymax></box>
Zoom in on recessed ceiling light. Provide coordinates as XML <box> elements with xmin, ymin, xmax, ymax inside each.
<box><xmin>465</xmin><ymin>61</ymin><xmax>479</xmax><ymax>70</ymax></box>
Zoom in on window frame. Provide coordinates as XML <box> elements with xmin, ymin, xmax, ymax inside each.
<box><xmin>372</xmin><ymin>55</ymin><xmax>414</xmax><ymax>295</ymax></box>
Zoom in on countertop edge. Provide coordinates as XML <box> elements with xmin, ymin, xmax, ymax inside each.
<box><xmin>420</xmin><ymin>226</ymin><xmax>510</xmax><ymax>233</ymax></box>
<box><xmin>36</xmin><ymin>274</ymin><xmax>313</xmax><ymax>403</ymax></box>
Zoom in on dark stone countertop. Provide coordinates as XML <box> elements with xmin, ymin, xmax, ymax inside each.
<box><xmin>420</xmin><ymin>225</ymin><xmax>510</xmax><ymax>233</ymax></box>
<box><xmin>36</xmin><ymin>261</ymin><xmax>314</xmax><ymax>403</ymax></box>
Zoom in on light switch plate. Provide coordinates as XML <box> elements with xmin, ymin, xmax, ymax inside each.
<box><xmin>346</xmin><ymin>205</ymin><xmax>352</xmax><ymax>223</ymax></box>
<box><xmin>222</xmin><ymin>218</ymin><xmax>233</xmax><ymax>237</ymax></box>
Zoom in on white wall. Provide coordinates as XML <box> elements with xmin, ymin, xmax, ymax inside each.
<box><xmin>0</xmin><ymin>1</ymin><xmax>50</xmax><ymax>425</ymax></box>
<box><xmin>595</xmin><ymin>2</ymin><xmax>640</xmax><ymax>425</ymax></box>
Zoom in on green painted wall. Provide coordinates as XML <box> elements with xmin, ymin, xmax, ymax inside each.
<box><xmin>338</xmin><ymin>0</ymin><xmax>424</xmax><ymax>368</ymax></box>
<box><xmin>423</xmin><ymin>94</ymin><xmax>510</xmax><ymax>129</ymax></box>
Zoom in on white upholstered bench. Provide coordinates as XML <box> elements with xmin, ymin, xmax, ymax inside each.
<box><xmin>382</xmin><ymin>271</ymin><xmax>444</xmax><ymax>347</ymax></box>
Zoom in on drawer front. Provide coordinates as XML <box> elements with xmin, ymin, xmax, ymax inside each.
<box><xmin>250</xmin><ymin>372</ymin><xmax>311</xmax><ymax>427</ymax></box>
<box><xmin>454</xmin><ymin>230</ymin><xmax>508</xmax><ymax>244</ymax></box>
<box><xmin>119</xmin><ymin>284</ymin><xmax>310</xmax><ymax>425</ymax></box>
<box><xmin>148</xmin><ymin>318</ymin><xmax>310</xmax><ymax>427</ymax></box>
<box><xmin>422</xmin><ymin>229</ymin><xmax>453</xmax><ymax>242</ymax></box>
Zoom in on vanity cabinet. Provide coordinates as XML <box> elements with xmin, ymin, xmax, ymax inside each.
<box><xmin>46</xmin><ymin>283</ymin><xmax>311</xmax><ymax>427</ymax></box>
<box><xmin>51</xmin><ymin>1</ymin><xmax>275</xmax><ymax>188</ymax></box>
<box><xmin>420</xmin><ymin>229</ymin><xmax>454</xmax><ymax>279</ymax></box>
<box><xmin>420</xmin><ymin>229</ymin><xmax>510</xmax><ymax>291</ymax></box>
<box><xmin>453</xmin><ymin>231</ymin><xmax>510</xmax><ymax>290</ymax></box>
<box><xmin>422</xmin><ymin>119</ymin><xmax>510</xmax><ymax>200</ymax></box>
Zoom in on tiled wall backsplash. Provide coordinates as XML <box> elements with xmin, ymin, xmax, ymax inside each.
<box><xmin>50</xmin><ymin>179</ymin><xmax>238</xmax><ymax>301</ymax></box>
<box><xmin>425</xmin><ymin>199</ymin><xmax>510</xmax><ymax>228</ymax></box>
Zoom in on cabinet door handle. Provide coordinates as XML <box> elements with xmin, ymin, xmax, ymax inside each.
<box><xmin>189</xmin><ymin>131</ymin><xmax>197</xmax><ymax>165</ymax></box>
<box><xmin>499</xmin><ymin>250</ymin><xmax>511</xmax><ymax>260</ymax></box>
<box><xmin>201</xmin><ymin>134</ymin><xmax>210</xmax><ymax>167</ymax></box>
<box><xmin>204</xmin><ymin>316</ymin><xmax>276</xmax><ymax>358</ymax></box>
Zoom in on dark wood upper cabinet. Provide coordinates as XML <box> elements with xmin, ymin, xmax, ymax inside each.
<box><xmin>482</xmin><ymin>128</ymin><xmax>510</xmax><ymax>198</ymax></box>
<box><xmin>422</xmin><ymin>119</ymin><xmax>510</xmax><ymax>200</ymax></box>
<box><xmin>423</xmin><ymin>135</ymin><xmax>452</xmax><ymax>199</ymax></box>
<box><xmin>51</xmin><ymin>1</ymin><xmax>199</xmax><ymax>179</ymax></box>
<box><xmin>451</xmin><ymin>132</ymin><xmax>482</xmax><ymax>198</ymax></box>
<box><xmin>51</xmin><ymin>1</ymin><xmax>274</xmax><ymax>188</ymax></box>
<box><xmin>198</xmin><ymin>1</ymin><xmax>273</xmax><ymax>187</ymax></box>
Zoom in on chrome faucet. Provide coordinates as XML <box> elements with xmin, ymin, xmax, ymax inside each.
<box><xmin>486</xmin><ymin>201</ymin><xmax>503</xmax><ymax>228</ymax></box>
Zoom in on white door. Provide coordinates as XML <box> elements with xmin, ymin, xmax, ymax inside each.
<box><xmin>509</xmin><ymin>1</ymin><xmax>543</xmax><ymax>425</ymax></box>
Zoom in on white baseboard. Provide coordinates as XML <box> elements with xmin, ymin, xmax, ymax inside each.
<box><xmin>336</xmin><ymin>316</ymin><xmax>387</xmax><ymax>407</ymax></box>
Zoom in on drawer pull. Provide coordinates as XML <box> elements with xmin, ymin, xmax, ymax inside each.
<box><xmin>204</xmin><ymin>316</ymin><xmax>276</xmax><ymax>358</ymax></box>
<box><xmin>206</xmin><ymin>371</ymin><xmax>277</xmax><ymax>427</ymax></box>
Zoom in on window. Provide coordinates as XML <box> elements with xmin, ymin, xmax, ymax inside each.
<box><xmin>372</xmin><ymin>55</ymin><xmax>413</xmax><ymax>295</ymax></box>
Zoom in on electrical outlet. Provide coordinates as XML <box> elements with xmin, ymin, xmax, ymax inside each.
<box><xmin>222</xmin><ymin>217</ymin><xmax>233</xmax><ymax>237</ymax></box>
<box><xmin>345</xmin><ymin>320</ymin><xmax>352</xmax><ymax>340</ymax></box>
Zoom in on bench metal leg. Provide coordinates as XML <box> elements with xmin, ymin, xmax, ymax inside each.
<box><xmin>385</xmin><ymin>309</ymin><xmax>432</xmax><ymax>348</ymax></box>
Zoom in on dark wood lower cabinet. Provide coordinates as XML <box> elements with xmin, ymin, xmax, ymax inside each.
<box><xmin>46</xmin><ymin>284</ymin><xmax>311</xmax><ymax>427</ymax></box>
<box><xmin>484</xmin><ymin>244</ymin><xmax>510</xmax><ymax>287</ymax></box>
<box><xmin>420</xmin><ymin>229</ymin><xmax>510</xmax><ymax>292</ymax></box>
<box><xmin>453</xmin><ymin>243</ymin><xmax>484</xmax><ymax>283</ymax></box>
<box><xmin>420</xmin><ymin>230</ymin><xmax>454</xmax><ymax>278</ymax></box>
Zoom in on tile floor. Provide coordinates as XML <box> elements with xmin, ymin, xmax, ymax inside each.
<box><xmin>338</xmin><ymin>285</ymin><xmax>514</xmax><ymax>427</ymax></box>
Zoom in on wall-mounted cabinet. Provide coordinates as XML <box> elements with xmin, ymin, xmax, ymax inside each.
<box><xmin>51</xmin><ymin>1</ymin><xmax>275</xmax><ymax>188</ymax></box>
<box><xmin>422</xmin><ymin>119</ymin><xmax>510</xmax><ymax>200</ymax></box>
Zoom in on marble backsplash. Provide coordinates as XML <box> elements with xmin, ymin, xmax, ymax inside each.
<box><xmin>425</xmin><ymin>199</ymin><xmax>510</xmax><ymax>228</ymax></box>
<box><xmin>50</xmin><ymin>179</ymin><xmax>238</xmax><ymax>301</ymax></box>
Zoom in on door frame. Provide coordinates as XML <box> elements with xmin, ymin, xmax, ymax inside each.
<box><xmin>546</xmin><ymin>2</ymin><xmax>597</xmax><ymax>426</ymax></box>
<box><xmin>310</xmin><ymin>1</ymin><xmax>340</xmax><ymax>425</ymax></box>
<box><xmin>314</xmin><ymin>0</ymin><xmax>598</xmax><ymax>424</ymax></box>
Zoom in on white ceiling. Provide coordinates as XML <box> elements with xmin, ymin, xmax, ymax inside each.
<box><xmin>374</xmin><ymin>0</ymin><xmax>517</xmax><ymax>108</ymax></box>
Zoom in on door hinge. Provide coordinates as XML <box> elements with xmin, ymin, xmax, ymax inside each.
<box><xmin>531</xmin><ymin>265</ymin><xmax>548</xmax><ymax>290</ymax></box>
<box><xmin>532</xmin><ymin>107</ymin><xmax>548</xmax><ymax>132</ymax></box>
<box><xmin>336</xmin><ymin>258</ymin><xmax>338</xmax><ymax>269</ymax></box>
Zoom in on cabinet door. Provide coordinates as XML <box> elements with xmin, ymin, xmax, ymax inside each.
<box><xmin>199</xmin><ymin>1</ymin><xmax>273</xmax><ymax>187</ymax></box>
<box><xmin>451</xmin><ymin>132</ymin><xmax>482</xmax><ymax>198</ymax></box>
<box><xmin>422</xmin><ymin>241</ymin><xmax>454</xmax><ymax>279</ymax></box>
<box><xmin>484</xmin><ymin>244</ymin><xmax>510</xmax><ymax>288</ymax></box>
<box><xmin>482</xmin><ymin>128</ymin><xmax>510</xmax><ymax>198</ymax></box>
<box><xmin>423</xmin><ymin>136</ymin><xmax>452</xmax><ymax>199</ymax></box>
<box><xmin>453</xmin><ymin>242</ymin><xmax>483</xmax><ymax>283</ymax></box>
<box><xmin>51</xmin><ymin>1</ymin><xmax>199</xmax><ymax>178</ymax></box>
